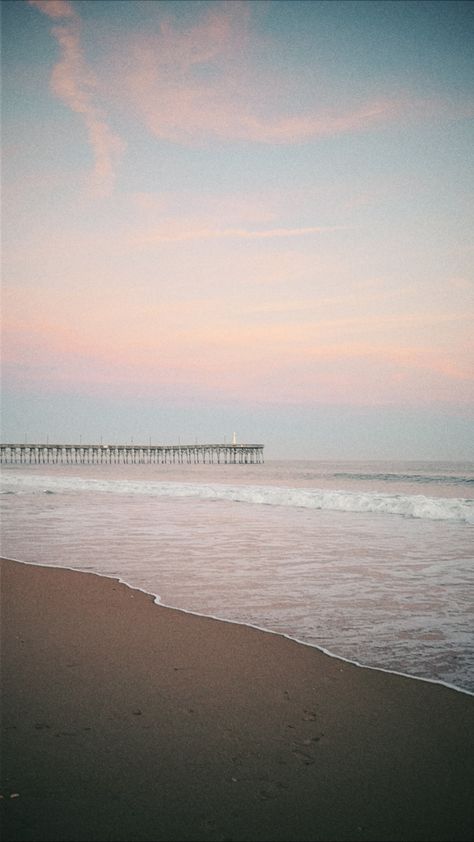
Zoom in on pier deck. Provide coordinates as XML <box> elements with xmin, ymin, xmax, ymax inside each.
<box><xmin>0</xmin><ymin>443</ymin><xmax>264</xmax><ymax>465</ymax></box>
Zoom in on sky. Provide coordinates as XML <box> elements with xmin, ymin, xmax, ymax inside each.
<box><xmin>1</xmin><ymin>0</ymin><xmax>473</xmax><ymax>459</ymax></box>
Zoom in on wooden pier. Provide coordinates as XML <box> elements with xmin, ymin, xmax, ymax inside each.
<box><xmin>0</xmin><ymin>443</ymin><xmax>264</xmax><ymax>466</ymax></box>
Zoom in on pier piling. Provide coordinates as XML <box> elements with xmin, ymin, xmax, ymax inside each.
<box><xmin>0</xmin><ymin>443</ymin><xmax>264</xmax><ymax>466</ymax></box>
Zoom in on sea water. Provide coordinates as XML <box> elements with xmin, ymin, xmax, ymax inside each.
<box><xmin>1</xmin><ymin>459</ymin><xmax>473</xmax><ymax>694</ymax></box>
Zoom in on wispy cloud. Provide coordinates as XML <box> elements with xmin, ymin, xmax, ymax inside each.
<box><xmin>133</xmin><ymin>224</ymin><xmax>347</xmax><ymax>245</ymax></box>
<box><xmin>29</xmin><ymin>0</ymin><xmax>124</xmax><ymax>196</ymax></box>
<box><xmin>5</xmin><ymin>313</ymin><xmax>472</xmax><ymax>407</ymax></box>
<box><xmin>29</xmin><ymin>0</ymin><xmax>76</xmax><ymax>20</ymax></box>
<box><xmin>105</xmin><ymin>2</ymin><xmax>463</xmax><ymax>146</ymax></box>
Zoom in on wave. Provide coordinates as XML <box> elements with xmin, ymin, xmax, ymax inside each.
<box><xmin>333</xmin><ymin>472</ymin><xmax>474</xmax><ymax>486</ymax></box>
<box><xmin>1</xmin><ymin>474</ymin><xmax>473</xmax><ymax>523</ymax></box>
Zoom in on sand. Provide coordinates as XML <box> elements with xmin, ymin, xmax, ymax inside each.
<box><xmin>1</xmin><ymin>556</ymin><xmax>473</xmax><ymax>842</ymax></box>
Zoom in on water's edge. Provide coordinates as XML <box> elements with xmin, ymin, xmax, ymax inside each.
<box><xmin>4</xmin><ymin>554</ymin><xmax>472</xmax><ymax>698</ymax></box>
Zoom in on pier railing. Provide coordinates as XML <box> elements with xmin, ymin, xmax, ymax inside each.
<box><xmin>0</xmin><ymin>443</ymin><xmax>264</xmax><ymax>465</ymax></box>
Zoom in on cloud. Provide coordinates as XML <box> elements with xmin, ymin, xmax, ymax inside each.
<box><xmin>4</xmin><ymin>288</ymin><xmax>472</xmax><ymax>408</ymax></box>
<box><xmin>133</xmin><ymin>224</ymin><xmax>346</xmax><ymax>245</ymax></box>
<box><xmin>28</xmin><ymin>0</ymin><xmax>76</xmax><ymax>19</ymax></box>
<box><xmin>29</xmin><ymin>0</ymin><xmax>124</xmax><ymax>196</ymax></box>
<box><xmin>104</xmin><ymin>3</ymin><xmax>462</xmax><ymax>147</ymax></box>
<box><xmin>123</xmin><ymin>52</ymin><xmax>404</xmax><ymax>144</ymax></box>
<box><xmin>30</xmin><ymin>1</ymin><xmax>470</xmax><ymax>160</ymax></box>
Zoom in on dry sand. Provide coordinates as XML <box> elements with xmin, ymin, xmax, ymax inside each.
<box><xmin>1</xmin><ymin>557</ymin><xmax>473</xmax><ymax>841</ymax></box>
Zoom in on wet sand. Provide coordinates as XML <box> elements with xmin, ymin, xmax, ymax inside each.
<box><xmin>1</xmin><ymin>556</ymin><xmax>473</xmax><ymax>841</ymax></box>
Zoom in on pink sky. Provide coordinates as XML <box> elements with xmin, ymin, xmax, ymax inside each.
<box><xmin>2</xmin><ymin>0</ymin><xmax>473</xmax><ymax>455</ymax></box>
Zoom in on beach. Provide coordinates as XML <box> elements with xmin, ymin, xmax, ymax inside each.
<box><xmin>1</xmin><ymin>557</ymin><xmax>473</xmax><ymax>842</ymax></box>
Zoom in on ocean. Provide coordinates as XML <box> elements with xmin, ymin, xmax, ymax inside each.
<box><xmin>1</xmin><ymin>459</ymin><xmax>473</xmax><ymax>695</ymax></box>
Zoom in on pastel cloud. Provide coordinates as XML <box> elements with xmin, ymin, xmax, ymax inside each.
<box><xmin>128</xmin><ymin>72</ymin><xmax>406</xmax><ymax>145</ymax></box>
<box><xmin>104</xmin><ymin>3</ymin><xmax>459</xmax><ymax>146</ymax></box>
<box><xmin>133</xmin><ymin>224</ymin><xmax>347</xmax><ymax>245</ymax></box>
<box><xmin>126</xmin><ymin>186</ymin><xmax>350</xmax><ymax>245</ymax></box>
<box><xmin>4</xmin><ymin>281</ymin><xmax>472</xmax><ymax>407</ymax></box>
<box><xmin>29</xmin><ymin>0</ymin><xmax>124</xmax><ymax>196</ymax></box>
<box><xmin>28</xmin><ymin>0</ymin><xmax>76</xmax><ymax>19</ymax></box>
<box><xmin>29</xmin><ymin>0</ymin><xmax>469</xmax><ymax>175</ymax></box>
<box><xmin>5</xmin><ymin>328</ymin><xmax>471</xmax><ymax>407</ymax></box>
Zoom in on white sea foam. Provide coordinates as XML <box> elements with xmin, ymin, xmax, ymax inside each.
<box><xmin>1</xmin><ymin>472</ymin><xmax>473</xmax><ymax>523</ymax></box>
<box><xmin>2</xmin><ymin>460</ymin><xmax>473</xmax><ymax>692</ymax></box>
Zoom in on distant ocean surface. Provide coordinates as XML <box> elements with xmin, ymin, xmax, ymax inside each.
<box><xmin>1</xmin><ymin>459</ymin><xmax>473</xmax><ymax>694</ymax></box>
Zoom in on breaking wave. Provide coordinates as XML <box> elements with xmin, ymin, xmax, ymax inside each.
<box><xmin>1</xmin><ymin>474</ymin><xmax>473</xmax><ymax>524</ymax></box>
<box><xmin>334</xmin><ymin>472</ymin><xmax>474</xmax><ymax>486</ymax></box>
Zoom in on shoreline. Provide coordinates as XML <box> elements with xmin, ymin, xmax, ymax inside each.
<box><xmin>3</xmin><ymin>554</ymin><xmax>473</xmax><ymax>699</ymax></box>
<box><xmin>1</xmin><ymin>556</ymin><xmax>473</xmax><ymax>841</ymax></box>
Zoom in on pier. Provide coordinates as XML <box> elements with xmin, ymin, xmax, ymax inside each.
<box><xmin>0</xmin><ymin>443</ymin><xmax>264</xmax><ymax>465</ymax></box>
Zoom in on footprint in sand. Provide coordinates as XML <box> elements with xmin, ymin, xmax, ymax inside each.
<box><xmin>302</xmin><ymin>709</ymin><xmax>317</xmax><ymax>721</ymax></box>
<box><xmin>292</xmin><ymin>733</ymin><xmax>324</xmax><ymax>764</ymax></box>
<box><xmin>200</xmin><ymin>817</ymin><xmax>216</xmax><ymax>831</ymax></box>
<box><xmin>259</xmin><ymin>781</ymin><xmax>288</xmax><ymax>800</ymax></box>
<box><xmin>292</xmin><ymin>748</ymin><xmax>316</xmax><ymax>765</ymax></box>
